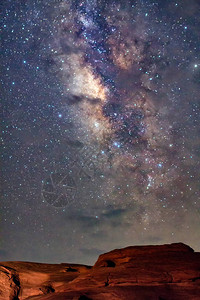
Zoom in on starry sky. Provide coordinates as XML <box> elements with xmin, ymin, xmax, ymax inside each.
<box><xmin>1</xmin><ymin>0</ymin><xmax>200</xmax><ymax>265</ymax></box>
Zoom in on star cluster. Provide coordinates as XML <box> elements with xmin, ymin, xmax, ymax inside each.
<box><xmin>1</xmin><ymin>0</ymin><xmax>200</xmax><ymax>264</ymax></box>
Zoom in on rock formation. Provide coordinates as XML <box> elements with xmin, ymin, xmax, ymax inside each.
<box><xmin>1</xmin><ymin>243</ymin><xmax>200</xmax><ymax>299</ymax></box>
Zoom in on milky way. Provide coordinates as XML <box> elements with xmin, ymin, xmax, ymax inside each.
<box><xmin>1</xmin><ymin>0</ymin><xmax>200</xmax><ymax>264</ymax></box>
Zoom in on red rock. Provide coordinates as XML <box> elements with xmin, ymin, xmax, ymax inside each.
<box><xmin>0</xmin><ymin>243</ymin><xmax>200</xmax><ymax>299</ymax></box>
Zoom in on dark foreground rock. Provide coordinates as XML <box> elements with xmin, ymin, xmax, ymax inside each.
<box><xmin>1</xmin><ymin>243</ymin><xmax>200</xmax><ymax>299</ymax></box>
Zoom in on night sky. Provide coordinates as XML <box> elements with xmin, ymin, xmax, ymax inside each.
<box><xmin>1</xmin><ymin>0</ymin><xmax>200</xmax><ymax>265</ymax></box>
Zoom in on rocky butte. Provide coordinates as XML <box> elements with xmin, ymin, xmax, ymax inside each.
<box><xmin>1</xmin><ymin>243</ymin><xmax>200</xmax><ymax>299</ymax></box>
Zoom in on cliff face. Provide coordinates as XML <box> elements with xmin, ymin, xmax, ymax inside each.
<box><xmin>1</xmin><ymin>243</ymin><xmax>200</xmax><ymax>300</ymax></box>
